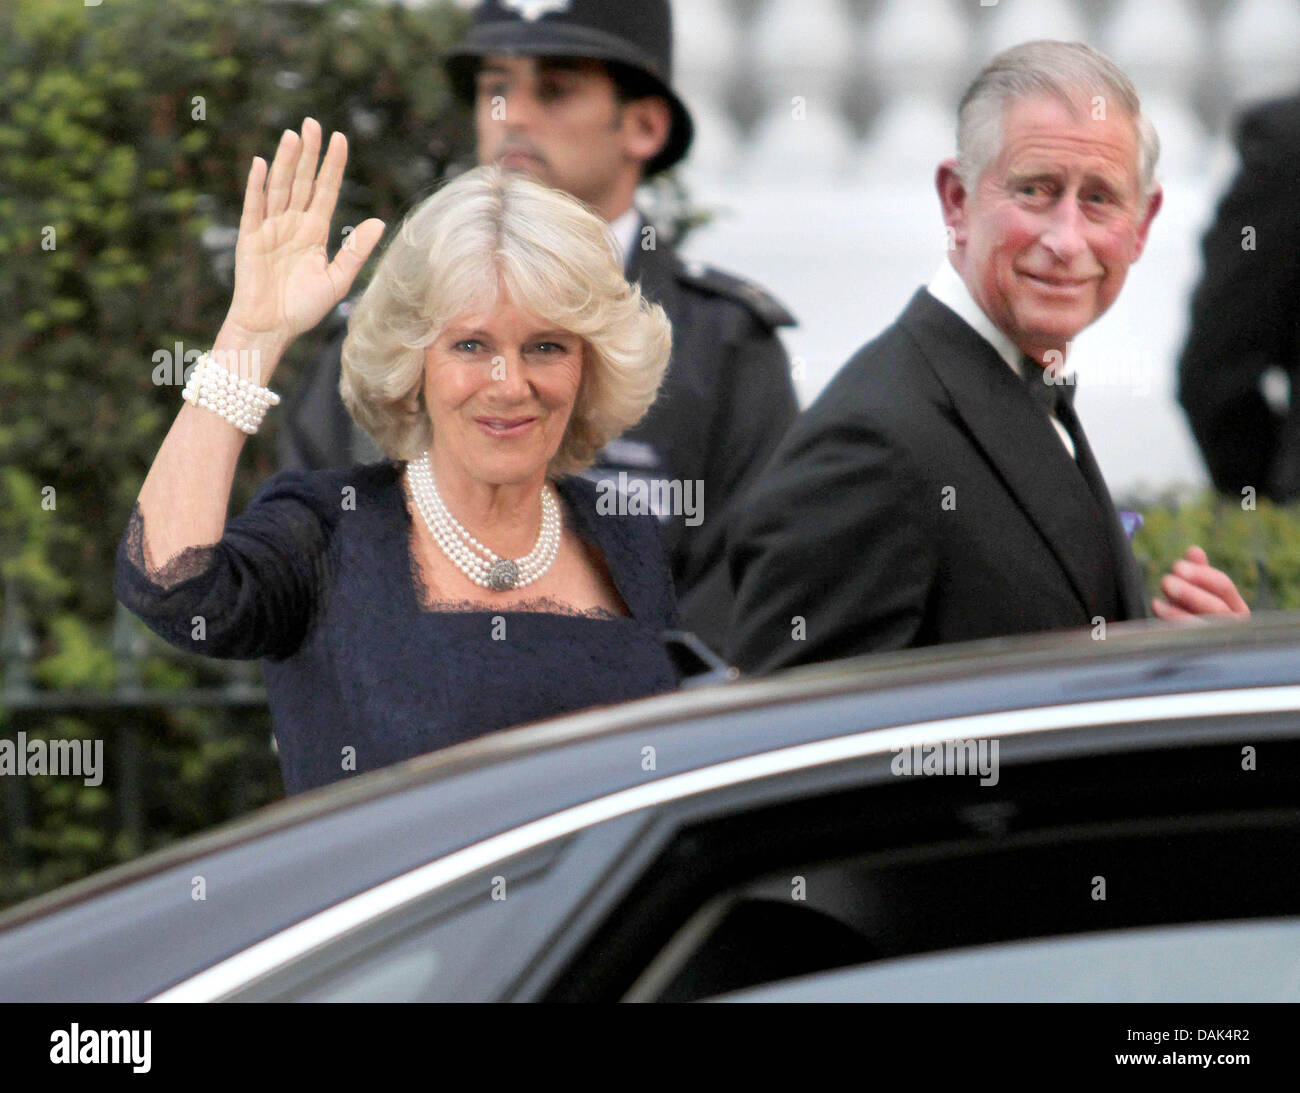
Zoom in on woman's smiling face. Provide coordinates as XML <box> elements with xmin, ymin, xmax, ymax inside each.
<box><xmin>422</xmin><ymin>287</ymin><xmax>584</xmax><ymax>486</ymax></box>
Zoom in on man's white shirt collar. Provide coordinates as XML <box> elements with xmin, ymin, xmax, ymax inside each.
<box><xmin>609</xmin><ymin>206</ymin><xmax>640</xmax><ymax>268</ymax></box>
<box><xmin>924</xmin><ymin>259</ymin><xmax>1076</xmax><ymax>458</ymax></box>
<box><xmin>926</xmin><ymin>259</ymin><xmax>1022</xmax><ymax>376</ymax></box>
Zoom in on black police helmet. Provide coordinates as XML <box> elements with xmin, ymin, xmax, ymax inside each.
<box><xmin>445</xmin><ymin>0</ymin><xmax>695</xmax><ymax>177</ymax></box>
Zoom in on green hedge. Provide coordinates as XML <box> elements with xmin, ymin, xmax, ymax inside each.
<box><xmin>1127</xmin><ymin>489</ymin><xmax>1300</xmax><ymax>612</ymax></box>
<box><xmin>0</xmin><ymin>0</ymin><xmax>471</xmax><ymax>910</ymax></box>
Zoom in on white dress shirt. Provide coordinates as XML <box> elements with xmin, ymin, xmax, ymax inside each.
<box><xmin>609</xmin><ymin>206</ymin><xmax>641</xmax><ymax>269</ymax></box>
<box><xmin>925</xmin><ymin>260</ymin><xmax>1076</xmax><ymax>459</ymax></box>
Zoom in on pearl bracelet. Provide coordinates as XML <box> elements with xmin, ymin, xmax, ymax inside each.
<box><xmin>180</xmin><ymin>351</ymin><xmax>281</xmax><ymax>435</ymax></box>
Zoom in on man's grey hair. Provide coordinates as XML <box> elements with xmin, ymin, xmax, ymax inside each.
<box><xmin>956</xmin><ymin>40</ymin><xmax>1160</xmax><ymax>202</ymax></box>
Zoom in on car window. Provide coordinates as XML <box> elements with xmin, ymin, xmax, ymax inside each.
<box><xmin>285</xmin><ymin>857</ymin><xmax>558</xmax><ymax>1002</ymax></box>
<box><xmin>706</xmin><ymin>916</ymin><xmax>1300</xmax><ymax>1002</ymax></box>
<box><xmin>221</xmin><ymin>810</ymin><xmax>649</xmax><ymax>1002</ymax></box>
<box><xmin>529</xmin><ymin>727</ymin><xmax>1300</xmax><ymax>1001</ymax></box>
<box><xmin>228</xmin><ymin>844</ymin><xmax>562</xmax><ymax>1002</ymax></box>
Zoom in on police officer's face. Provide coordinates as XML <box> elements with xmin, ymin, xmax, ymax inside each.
<box><xmin>473</xmin><ymin>55</ymin><xmax>651</xmax><ymax>215</ymax></box>
<box><xmin>941</xmin><ymin>94</ymin><xmax>1162</xmax><ymax>363</ymax></box>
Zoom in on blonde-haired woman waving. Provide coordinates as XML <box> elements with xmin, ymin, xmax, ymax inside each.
<box><xmin>116</xmin><ymin>118</ymin><xmax>677</xmax><ymax>795</ymax></box>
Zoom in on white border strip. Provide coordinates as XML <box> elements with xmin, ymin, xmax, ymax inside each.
<box><xmin>149</xmin><ymin>686</ymin><xmax>1300</xmax><ymax>1002</ymax></box>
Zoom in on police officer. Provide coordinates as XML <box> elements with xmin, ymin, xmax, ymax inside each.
<box><xmin>277</xmin><ymin>0</ymin><xmax>799</xmax><ymax>656</ymax></box>
<box><xmin>1178</xmin><ymin>90</ymin><xmax>1300</xmax><ymax>504</ymax></box>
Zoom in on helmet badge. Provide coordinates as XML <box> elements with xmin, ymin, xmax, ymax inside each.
<box><xmin>501</xmin><ymin>0</ymin><xmax>573</xmax><ymax>22</ymax></box>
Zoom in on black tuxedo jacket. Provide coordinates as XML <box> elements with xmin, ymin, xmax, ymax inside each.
<box><xmin>726</xmin><ymin>288</ymin><xmax>1149</xmax><ymax>674</ymax></box>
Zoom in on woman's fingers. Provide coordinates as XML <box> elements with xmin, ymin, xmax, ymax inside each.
<box><xmin>306</xmin><ymin>130</ymin><xmax>348</xmax><ymax>229</ymax></box>
<box><xmin>288</xmin><ymin>118</ymin><xmax>322</xmax><ymax>212</ymax></box>
<box><xmin>239</xmin><ymin>156</ymin><xmax>267</xmax><ymax>237</ymax></box>
<box><xmin>264</xmin><ymin>128</ymin><xmax>301</xmax><ymax>218</ymax></box>
<box><xmin>326</xmin><ymin>217</ymin><xmax>385</xmax><ymax>298</ymax></box>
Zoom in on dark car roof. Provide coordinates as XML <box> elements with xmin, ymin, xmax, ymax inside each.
<box><xmin>1</xmin><ymin>614</ymin><xmax>1298</xmax><ymax>1000</ymax></box>
<box><xmin>3</xmin><ymin>612</ymin><xmax>1298</xmax><ymax>928</ymax></box>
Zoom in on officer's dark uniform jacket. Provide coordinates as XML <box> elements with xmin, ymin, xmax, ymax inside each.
<box><xmin>1178</xmin><ymin>91</ymin><xmax>1300</xmax><ymax>502</ymax></box>
<box><xmin>277</xmin><ymin>217</ymin><xmax>799</xmax><ymax>656</ymax></box>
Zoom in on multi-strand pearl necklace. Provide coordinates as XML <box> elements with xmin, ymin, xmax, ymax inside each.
<box><xmin>406</xmin><ymin>449</ymin><xmax>561</xmax><ymax>592</ymax></box>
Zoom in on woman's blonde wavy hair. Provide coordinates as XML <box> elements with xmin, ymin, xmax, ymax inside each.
<box><xmin>340</xmin><ymin>164</ymin><xmax>672</xmax><ymax>477</ymax></box>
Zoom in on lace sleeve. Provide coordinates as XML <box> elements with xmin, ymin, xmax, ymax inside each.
<box><xmin>122</xmin><ymin>499</ymin><xmax>221</xmax><ymax>591</ymax></box>
<box><xmin>113</xmin><ymin>471</ymin><xmax>342</xmax><ymax>661</ymax></box>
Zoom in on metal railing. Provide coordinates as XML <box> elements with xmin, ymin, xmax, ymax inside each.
<box><xmin>1</xmin><ymin>576</ymin><xmax>271</xmax><ymax>873</ymax></box>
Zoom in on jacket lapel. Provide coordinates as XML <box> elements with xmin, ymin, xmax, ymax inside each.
<box><xmin>899</xmin><ymin>288</ymin><xmax>1122</xmax><ymax>620</ymax></box>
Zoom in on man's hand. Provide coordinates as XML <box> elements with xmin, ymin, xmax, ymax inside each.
<box><xmin>1151</xmin><ymin>545</ymin><xmax>1250</xmax><ymax>622</ymax></box>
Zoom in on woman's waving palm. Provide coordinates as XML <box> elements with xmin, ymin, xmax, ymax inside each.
<box><xmin>225</xmin><ymin>117</ymin><xmax>385</xmax><ymax>353</ymax></box>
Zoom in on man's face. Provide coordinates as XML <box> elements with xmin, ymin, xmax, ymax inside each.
<box><xmin>945</xmin><ymin>94</ymin><xmax>1161</xmax><ymax>362</ymax></box>
<box><xmin>474</xmin><ymin>55</ymin><xmax>636</xmax><ymax>213</ymax></box>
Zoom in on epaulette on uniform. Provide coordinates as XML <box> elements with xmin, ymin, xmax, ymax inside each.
<box><xmin>675</xmin><ymin>259</ymin><xmax>797</xmax><ymax>329</ymax></box>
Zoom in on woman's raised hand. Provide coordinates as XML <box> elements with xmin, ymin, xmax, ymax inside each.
<box><xmin>224</xmin><ymin>118</ymin><xmax>385</xmax><ymax>354</ymax></box>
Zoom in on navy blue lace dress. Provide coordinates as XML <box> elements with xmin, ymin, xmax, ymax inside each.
<box><xmin>114</xmin><ymin>459</ymin><xmax>681</xmax><ymax>794</ymax></box>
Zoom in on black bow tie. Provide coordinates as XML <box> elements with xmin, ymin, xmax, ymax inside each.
<box><xmin>1019</xmin><ymin>354</ymin><xmax>1077</xmax><ymax>416</ymax></box>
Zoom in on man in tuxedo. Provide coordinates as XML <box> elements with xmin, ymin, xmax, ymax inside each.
<box><xmin>1179</xmin><ymin>90</ymin><xmax>1300</xmax><ymax>503</ymax></box>
<box><xmin>727</xmin><ymin>40</ymin><xmax>1249</xmax><ymax>675</ymax></box>
<box><xmin>278</xmin><ymin>0</ymin><xmax>798</xmax><ymax>656</ymax></box>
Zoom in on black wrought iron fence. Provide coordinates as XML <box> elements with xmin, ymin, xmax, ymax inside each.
<box><xmin>0</xmin><ymin>576</ymin><xmax>276</xmax><ymax>899</ymax></box>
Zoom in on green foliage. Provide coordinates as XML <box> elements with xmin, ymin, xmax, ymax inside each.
<box><xmin>32</xmin><ymin>616</ymin><xmax>117</xmax><ymax>691</ymax></box>
<box><xmin>1127</xmin><ymin>489</ymin><xmax>1300</xmax><ymax>611</ymax></box>
<box><xmin>0</xmin><ymin>711</ymin><xmax>282</xmax><ymax>907</ymax></box>
<box><xmin>0</xmin><ymin>0</ymin><xmax>471</xmax><ymax>911</ymax></box>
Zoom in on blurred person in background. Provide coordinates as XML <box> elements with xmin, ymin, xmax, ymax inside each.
<box><xmin>115</xmin><ymin>120</ymin><xmax>678</xmax><ymax>795</ymax></box>
<box><xmin>1178</xmin><ymin>90</ymin><xmax>1300</xmax><ymax>504</ymax></box>
<box><xmin>727</xmin><ymin>41</ymin><xmax>1250</xmax><ymax>675</ymax></box>
<box><xmin>279</xmin><ymin>0</ymin><xmax>799</xmax><ymax>659</ymax></box>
